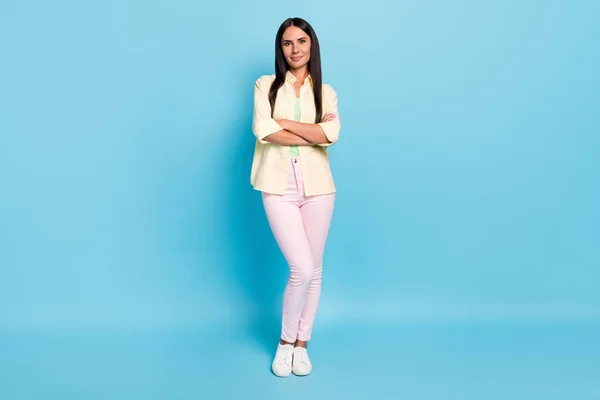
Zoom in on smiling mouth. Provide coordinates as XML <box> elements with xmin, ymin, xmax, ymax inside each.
<box><xmin>291</xmin><ymin>56</ymin><xmax>303</xmax><ymax>61</ymax></box>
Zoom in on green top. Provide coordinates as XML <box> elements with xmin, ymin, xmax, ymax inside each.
<box><xmin>289</xmin><ymin>98</ymin><xmax>301</xmax><ymax>157</ymax></box>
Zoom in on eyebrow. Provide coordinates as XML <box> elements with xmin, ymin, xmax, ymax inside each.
<box><xmin>282</xmin><ymin>37</ymin><xmax>308</xmax><ymax>42</ymax></box>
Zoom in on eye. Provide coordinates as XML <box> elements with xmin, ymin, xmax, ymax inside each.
<box><xmin>299</xmin><ymin>39</ymin><xmax>306</xmax><ymax>44</ymax></box>
<box><xmin>284</xmin><ymin>42</ymin><xmax>291</xmax><ymax>46</ymax></box>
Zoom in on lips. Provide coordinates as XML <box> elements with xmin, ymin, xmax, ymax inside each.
<box><xmin>291</xmin><ymin>55</ymin><xmax>303</xmax><ymax>62</ymax></box>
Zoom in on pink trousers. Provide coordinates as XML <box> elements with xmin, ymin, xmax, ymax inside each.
<box><xmin>262</xmin><ymin>157</ymin><xmax>335</xmax><ymax>342</ymax></box>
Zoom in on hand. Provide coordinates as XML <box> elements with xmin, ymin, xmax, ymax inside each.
<box><xmin>276</xmin><ymin>119</ymin><xmax>289</xmax><ymax>130</ymax></box>
<box><xmin>321</xmin><ymin>113</ymin><xmax>336</xmax><ymax>123</ymax></box>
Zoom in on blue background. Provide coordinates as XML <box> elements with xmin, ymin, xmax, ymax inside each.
<box><xmin>1</xmin><ymin>0</ymin><xmax>599</xmax><ymax>398</ymax></box>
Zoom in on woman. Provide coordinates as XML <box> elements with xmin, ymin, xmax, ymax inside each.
<box><xmin>250</xmin><ymin>17</ymin><xmax>341</xmax><ymax>377</ymax></box>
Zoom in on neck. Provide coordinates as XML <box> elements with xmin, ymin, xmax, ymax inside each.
<box><xmin>289</xmin><ymin>66</ymin><xmax>309</xmax><ymax>82</ymax></box>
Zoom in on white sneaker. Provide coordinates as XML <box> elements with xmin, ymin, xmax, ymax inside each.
<box><xmin>272</xmin><ymin>343</ymin><xmax>294</xmax><ymax>377</ymax></box>
<box><xmin>292</xmin><ymin>347</ymin><xmax>312</xmax><ymax>376</ymax></box>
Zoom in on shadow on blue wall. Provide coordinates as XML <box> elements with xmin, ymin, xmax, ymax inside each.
<box><xmin>219</xmin><ymin>68</ymin><xmax>286</xmax><ymax>356</ymax></box>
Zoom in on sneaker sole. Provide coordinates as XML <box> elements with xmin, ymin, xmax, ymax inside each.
<box><xmin>292</xmin><ymin>367</ymin><xmax>312</xmax><ymax>376</ymax></box>
<box><xmin>272</xmin><ymin>368</ymin><xmax>292</xmax><ymax>377</ymax></box>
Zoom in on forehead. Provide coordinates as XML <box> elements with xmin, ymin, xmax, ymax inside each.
<box><xmin>282</xmin><ymin>26</ymin><xmax>309</xmax><ymax>41</ymax></box>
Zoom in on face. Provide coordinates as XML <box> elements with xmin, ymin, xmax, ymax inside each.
<box><xmin>281</xmin><ymin>26</ymin><xmax>311</xmax><ymax>69</ymax></box>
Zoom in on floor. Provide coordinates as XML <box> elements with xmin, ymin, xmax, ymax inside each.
<box><xmin>2</xmin><ymin>320</ymin><xmax>599</xmax><ymax>399</ymax></box>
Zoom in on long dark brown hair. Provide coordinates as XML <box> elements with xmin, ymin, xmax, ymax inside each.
<box><xmin>269</xmin><ymin>18</ymin><xmax>323</xmax><ymax>124</ymax></box>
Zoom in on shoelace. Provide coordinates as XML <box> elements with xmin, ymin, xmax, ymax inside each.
<box><xmin>294</xmin><ymin>348</ymin><xmax>309</xmax><ymax>365</ymax></box>
<box><xmin>276</xmin><ymin>347</ymin><xmax>293</xmax><ymax>366</ymax></box>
